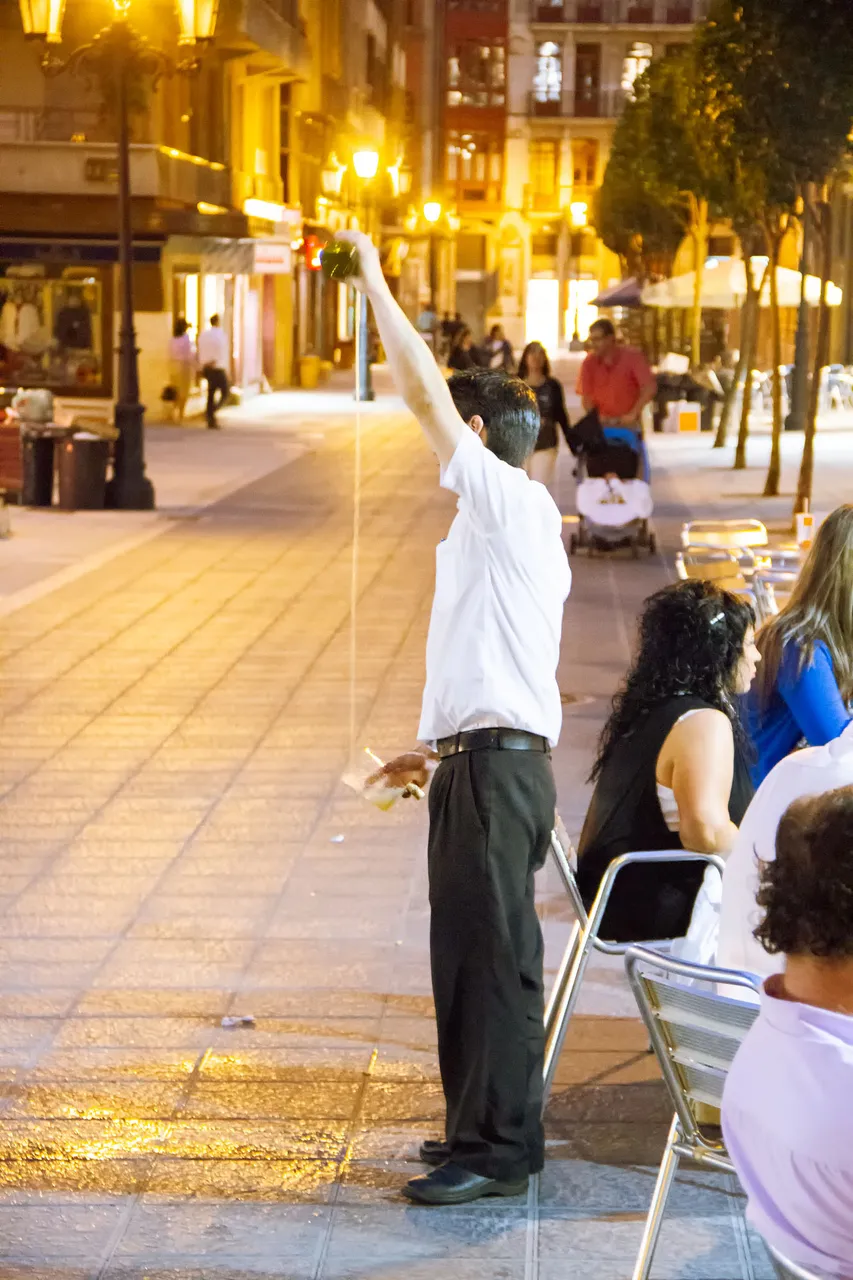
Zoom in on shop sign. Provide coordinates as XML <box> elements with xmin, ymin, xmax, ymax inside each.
<box><xmin>253</xmin><ymin>241</ymin><xmax>292</xmax><ymax>274</ymax></box>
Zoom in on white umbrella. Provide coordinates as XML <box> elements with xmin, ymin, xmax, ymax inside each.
<box><xmin>641</xmin><ymin>257</ymin><xmax>842</xmax><ymax>309</ymax></box>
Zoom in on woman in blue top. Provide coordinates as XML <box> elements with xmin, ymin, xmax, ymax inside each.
<box><xmin>746</xmin><ymin>504</ymin><xmax>853</xmax><ymax>786</ymax></box>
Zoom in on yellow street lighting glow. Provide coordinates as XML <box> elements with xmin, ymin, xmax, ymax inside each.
<box><xmin>18</xmin><ymin>0</ymin><xmax>67</xmax><ymax>41</ymax></box>
<box><xmin>176</xmin><ymin>0</ymin><xmax>220</xmax><ymax>44</ymax></box>
<box><xmin>352</xmin><ymin>149</ymin><xmax>380</xmax><ymax>180</ymax></box>
<box><xmin>243</xmin><ymin>198</ymin><xmax>285</xmax><ymax>222</ymax></box>
<box><xmin>197</xmin><ymin>201</ymin><xmax>228</xmax><ymax>215</ymax></box>
<box><xmin>570</xmin><ymin>200</ymin><xmax>588</xmax><ymax>228</ymax></box>
<box><xmin>423</xmin><ymin>201</ymin><xmax>442</xmax><ymax>223</ymax></box>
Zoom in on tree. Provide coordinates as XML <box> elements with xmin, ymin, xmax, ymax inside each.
<box><xmin>595</xmin><ymin>167</ymin><xmax>683</xmax><ymax>282</ymax></box>
<box><xmin>599</xmin><ymin>47</ymin><xmax>729</xmax><ymax>367</ymax></box>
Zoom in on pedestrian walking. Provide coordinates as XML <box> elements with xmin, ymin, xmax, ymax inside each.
<box><xmin>577</xmin><ymin>318</ymin><xmax>656</xmax><ymax>479</ymax></box>
<box><xmin>518</xmin><ymin>341</ymin><xmax>573</xmax><ymax>493</ymax></box>
<box><xmin>483</xmin><ymin>323</ymin><xmax>515</xmax><ymax>373</ymax></box>
<box><xmin>166</xmin><ymin>317</ymin><xmax>195</xmax><ymax>424</ymax></box>
<box><xmin>336</xmin><ymin>229</ymin><xmax>571</xmax><ymax>1207</ymax></box>
<box><xmin>197</xmin><ymin>314</ymin><xmax>230</xmax><ymax>429</ymax></box>
<box><xmin>446</xmin><ymin>326</ymin><xmax>479</xmax><ymax>371</ymax></box>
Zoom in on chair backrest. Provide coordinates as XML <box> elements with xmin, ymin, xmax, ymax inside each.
<box><xmin>681</xmin><ymin>518</ymin><xmax>768</xmax><ymax>551</ymax></box>
<box><xmin>625</xmin><ymin>946</ymin><xmax>762</xmax><ymax>1146</ymax></box>
<box><xmin>765</xmin><ymin>1242</ymin><xmax>827</xmax><ymax>1280</ymax></box>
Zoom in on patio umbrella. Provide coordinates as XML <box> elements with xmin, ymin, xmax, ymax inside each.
<box><xmin>592</xmin><ymin>277</ymin><xmax>643</xmax><ymax>308</ymax></box>
<box><xmin>641</xmin><ymin>258</ymin><xmax>842</xmax><ymax>309</ymax></box>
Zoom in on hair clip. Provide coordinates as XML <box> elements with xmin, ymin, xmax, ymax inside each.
<box><xmin>710</xmin><ymin>611</ymin><xmax>726</xmax><ymax>625</ymax></box>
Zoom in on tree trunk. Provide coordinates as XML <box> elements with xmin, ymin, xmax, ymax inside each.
<box><xmin>713</xmin><ymin>306</ymin><xmax>749</xmax><ymax>449</ymax></box>
<box><xmin>795</xmin><ymin>195</ymin><xmax>833</xmax><ymax>517</ymax></box>
<box><xmin>763</xmin><ymin>227</ymin><xmax>784</xmax><ymax>496</ymax></box>
<box><xmin>690</xmin><ymin>197</ymin><xmax>709</xmax><ymax>369</ymax></box>
<box><xmin>733</xmin><ymin>262</ymin><xmax>768</xmax><ymax>471</ymax></box>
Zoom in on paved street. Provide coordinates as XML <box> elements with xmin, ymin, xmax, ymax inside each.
<box><xmin>1</xmin><ymin>382</ymin><xmax>847</xmax><ymax>1278</ymax></box>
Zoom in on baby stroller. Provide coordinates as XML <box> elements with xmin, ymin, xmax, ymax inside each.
<box><xmin>569</xmin><ymin>414</ymin><xmax>656</xmax><ymax>557</ymax></box>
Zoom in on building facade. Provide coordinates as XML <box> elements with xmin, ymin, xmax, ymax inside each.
<box><xmin>503</xmin><ymin>0</ymin><xmax>706</xmax><ymax>354</ymax></box>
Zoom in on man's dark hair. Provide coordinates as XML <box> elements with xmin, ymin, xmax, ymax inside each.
<box><xmin>589</xmin><ymin>318</ymin><xmax>615</xmax><ymax>339</ymax></box>
<box><xmin>755</xmin><ymin>786</ymin><xmax>853</xmax><ymax>958</ymax></box>
<box><xmin>210</xmin><ymin>314</ymin><xmax>221</xmax><ymax>326</ymax></box>
<box><xmin>448</xmin><ymin>369</ymin><xmax>540</xmax><ymax>467</ymax></box>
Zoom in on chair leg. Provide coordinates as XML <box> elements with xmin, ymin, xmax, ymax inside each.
<box><xmin>631</xmin><ymin>1114</ymin><xmax>681</xmax><ymax>1280</ymax></box>
<box><xmin>544</xmin><ymin>920</ymin><xmax>581</xmax><ymax>1043</ymax></box>
<box><xmin>542</xmin><ymin>921</ymin><xmax>599</xmax><ymax>1107</ymax></box>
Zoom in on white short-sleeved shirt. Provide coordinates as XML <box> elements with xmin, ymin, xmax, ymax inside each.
<box><xmin>722</xmin><ymin>978</ymin><xmax>853</xmax><ymax>1276</ymax></box>
<box><xmin>417</xmin><ymin>428</ymin><xmax>571</xmax><ymax>747</ymax></box>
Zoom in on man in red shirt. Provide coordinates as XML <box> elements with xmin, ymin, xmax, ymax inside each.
<box><xmin>578</xmin><ymin>318</ymin><xmax>656</xmax><ymax>427</ymax></box>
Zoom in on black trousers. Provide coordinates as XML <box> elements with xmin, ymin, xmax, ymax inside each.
<box><xmin>203</xmin><ymin>365</ymin><xmax>229</xmax><ymax>423</ymax></box>
<box><xmin>427</xmin><ymin>747</ymin><xmax>555</xmax><ymax>1181</ymax></box>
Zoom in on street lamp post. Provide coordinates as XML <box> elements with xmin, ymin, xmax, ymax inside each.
<box><xmin>568</xmin><ymin>200</ymin><xmax>588</xmax><ymax>350</ymax></box>
<box><xmin>18</xmin><ymin>0</ymin><xmax>219</xmax><ymax>509</ymax></box>
<box><xmin>423</xmin><ymin>201</ymin><xmax>442</xmax><ymax>318</ymax></box>
<box><xmin>352</xmin><ymin>148</ymin><xmax>380</xmax><ymax>403</ymax></box>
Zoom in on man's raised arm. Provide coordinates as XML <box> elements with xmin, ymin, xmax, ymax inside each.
<box><xmin>336</xmin><ymin>230</ymin><xmax>467</xmax><ymax>467</ymax></box>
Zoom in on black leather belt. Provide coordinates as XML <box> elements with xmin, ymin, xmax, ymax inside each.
<box><xmin>436</xmin><ymin>728</ymin><xmax>550</xmax><ymax>758</ymax></box>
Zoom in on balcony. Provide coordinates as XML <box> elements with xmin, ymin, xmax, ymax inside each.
<box><xmin>531</xmin><ymin>0</ymin><xmax>707</xmax><ymax>23</ymax></box>
<box><xmin>0</xmin><ymin>115</ymin><xmax>233</xmax><ymax>209</ymax></box>
<box><xmin>528</xmin><ymin>89</ymin><xmax>627</xmax><ymax>118</ymax></box>
<box><xmin>218</xmin><ymin>0</ymin><xmax>307</xmax><ymax>71</ymax></box>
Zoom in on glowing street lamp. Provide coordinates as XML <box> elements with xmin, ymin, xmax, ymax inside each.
<box><xmin>352</xmin><ymin>148</ymin><xmax>380</xmax><ymax>181</ymax></box>
<box><xmin>570</xmin><ymin>200</ymin><xmax>588</xmax><ymax>228</ymax></box>
<box><xmin>18</xmin><ymin>0</ymin><xmax>221</xmax><ymax>508</ymax></box>
<box><xmin>423</xmin><ymin>200</ymin><xmax>442</xmax><ymax>224</ymax></box>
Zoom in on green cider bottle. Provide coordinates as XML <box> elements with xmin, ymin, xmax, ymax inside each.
<box><xmin>320</xmin><ymin>241</ymin><xmax>360</xmax><ymax>281</ymax></box>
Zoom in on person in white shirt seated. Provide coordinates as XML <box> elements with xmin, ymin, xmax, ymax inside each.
<box><xmin>715</xmin><ymin>720</ymin><xmax>853</xmax><ymax>981</ymax></box>
<box><xmin>722</xmin><ymin>786</ymin><xmax>853</xmax><ymax>1278</ymax></box>
<box><xmin>196</xmin><ymin>314</ymin><xmax>230</xmax><ymax>429</ymax></box>
<box><xmin>335</xmin><ymin>229</ymin><xmax>572</xmax><ymax>1206</ymax></box>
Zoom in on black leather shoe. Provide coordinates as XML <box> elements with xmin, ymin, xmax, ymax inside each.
<box><xmin>402</xmin><ymin>1163</ymin><xmax>529</xmax><ymax>1205</ymax></box>
<box><xmin>419</xmin><ymin>1138</ymin><xmax>450</xmax><ymax>1166</ymax></box>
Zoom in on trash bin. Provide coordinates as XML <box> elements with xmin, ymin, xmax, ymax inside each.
<box><xmin>57</xmin><ymin>432</ymin><xmax>109</xmax><ymax>511</ymax></box>
<box><xmin>299</xmin><ymin>354</ymin><xmax>321</xmax><ymax>389</ymax></box>
<box><xmin>21</xmin><ymin>431</ymin><xmax>57</xmax><ymax>506</ymax></box>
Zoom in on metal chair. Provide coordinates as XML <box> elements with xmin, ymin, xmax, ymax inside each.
<box><xmin>542</xmin><ymin>831</ymin><xmax>725</xmax><ymax>1105</ymax></box>
<box><xmin>765</xmin><ymin>1243</ymin><xmax>827</xmax><ymax>1280</ymax></box>
<box><xmin>624</xmin><ymin>946</ymin><xmax>763</xmax><ymax>1280</ymax></box>
<box><xmin>681</xmin><ymin>518</ymin><xmax>768</xmax><ymax>552</ymax></box>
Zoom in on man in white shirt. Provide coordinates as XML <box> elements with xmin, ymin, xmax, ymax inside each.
<box><xmin>717</xmin><ymin>721</ymin><xmax>853</xmax><ymax>980</ymax></box>
<box><xmin>196</xmin><ymin>314</ymin><xmax>230</xmax><ymax>429</ymax></box>
<box><xmin>722</xmin><ymin>787</ymin><xmax>853</xmax><ymax>1277</ymax></box>
<box><xmin>337</xmin><ymin>229</ymin><xmax>571</xmax><ymax>1206</ymax></box>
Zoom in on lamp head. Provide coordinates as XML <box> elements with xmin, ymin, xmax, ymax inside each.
<box><xmin>570</xmin><ymin>200</ymin><xmax>588</xmax><ymax>229</ymax></box>
<box><xmin>175</xmin><ymin>0</ymin><xmax>219</xmax><ymax>44</ymax></box>
<box><xmin>423</xmin><ymin>201</ymin><xmax>442</xmax><ymax>224</ymax></box>
<box><xmin>18</xmin><ymin>0</ymin><xmax>66</xmax><ymax>42</ymax></box>
<box><xmin>352</xmin><ymin>149</ymin><xmax>380</xmax><ymax>181</ymax></box>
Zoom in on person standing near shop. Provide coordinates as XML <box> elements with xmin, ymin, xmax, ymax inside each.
<box><xmin>518</xmin><ymin>341</ymin><xmax>573</xmax><ymax>492</ymax></box>
<box><xmin>197</xmin><ymin>314</ymin><xmax>230</xmax><ymax>429</ymax></box>
<box><xmin>336</xmin><ymin>228</ymin><xmax>571</xmax><ymax>1207</ymax></box>
<box><xmin>578</xmin><ymin>318</ymin><xmax>656</xmax><ymax>478</ymax></box>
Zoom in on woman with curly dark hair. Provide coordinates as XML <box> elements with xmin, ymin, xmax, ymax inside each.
<box><xmin>576</xmin><ymin>579</ymin><xmax>760</xmax><ymax>941</ymax></box>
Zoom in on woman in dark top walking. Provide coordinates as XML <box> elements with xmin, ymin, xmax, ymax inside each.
<box><xmin>446</xmin><ymin>327</ymin><xmax>480</xmax><ymax>371</ymax></box>
<box><xmin>518</xmin><ymin>342</ymin><xmax>573</xmax><ymax>492</ymax></box>
<box><xmin>577</xmin><ymin>580</ymin><xmax>760</xmax><ymax>942</ymax></box>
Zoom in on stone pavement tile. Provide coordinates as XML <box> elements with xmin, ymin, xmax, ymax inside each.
<box><xmin>322</xmin><ymin>1203</ymin><xmax>530</xmax><ymax>1264</ymax></box>
<box><xmin>181</xmin><ymin>1081</ymin><xmax>361</xmax><ymax>1121</ymax></box>
<box><xmin>160</xmin><ymin>1119</ymin><xmax>348</xmax><ymax>1162</ymax></box>
<box><xmin>545</xmin><ymin>1123</ymin><xmax>671</xmax><ymax>1166</ymax></box>
<box><xmin>360</xmin><ymin>1083</ymin><xmax>446</xmax><ymax>1124</ymax></box>
<box><xmin>109</xmin><ymin>1199</ymin><xmax>331</xmax><ymax>1271</ymax></box>
<box><xmin>0</xmin><ymin>1201</ymin><xmax>127</xmax><ymax>1260</ymax></box>
<box><xmin>143</xmin><ymin>1156</ymin><xmax>339</xmax><ymax>1203</ymax></box>
<box><xmin>321</xmin><ymin>1263</ymin><xmax>521</xmax><ymax>1280</ymax></box>
<box><xmin>73</xmin><ymin>989</ymin><xmax>230</xmax><ymax>1017</ymax></box>
<box><xmin>6</xmin><ymin>1079</ymin><xmax>187</xmax><ymax>1120</ymax></box>
<box><xmin>197</xmin><ymin>1047</ymin><xmax>374</xmax><ymax>1083</ymax></box>
<box><xmin>0</xmin><ymin>1159</ymin><xmax>147</xmax><ymax>1198</ymax></box>
<box><xmin>0</xmin><ymin>990</ymin><xmax>80</xmax><ymax>1017</ymax></box>
<box><xmin>52</xmin><ymin>1017</ymin><xmax>216</xmax><ymax>1051</ymax></box>
<box><xmin>0</xmin><ymin>1118</ymin><xmax>168</xmax><ymax>1160</ymax></box>
<box><xmin>32</xmin><ymin>1048</ymin><xmax>201</xmax><ymax>1081</ymax></box>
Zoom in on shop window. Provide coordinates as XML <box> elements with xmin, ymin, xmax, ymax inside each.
<box><xmin>529</xmin><ymin>139</ymin><xmax>559</xmax><ymax>203</ymax></box>
<box><xmin>571</xmin><ymin>138</ymin><xmax>598</xmax><ymax>189</ymax></box>
<box><xmin>0</xmin><ymin>265</ymin><xmax>107</xmax><ymax>393</ymax></box>
<box><xmin>532</xmin><ymin>42</ymin><xmax>562</xmax><ymax>108</ymax></box>
<box><xmin>447</xmin><ymin>42</ymin><xmax>506</xmax><ymax>108</ymax></box>
<box><xmin>621</xmin><ymin>41</ymin><xmax>652</xmax><ymax>96</ymax></box>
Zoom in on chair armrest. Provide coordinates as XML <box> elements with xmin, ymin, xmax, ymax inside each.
<box><xmin>592</xmin><ymin>851</ymin><xmax>726</xmax><ymax>955</ymax></box>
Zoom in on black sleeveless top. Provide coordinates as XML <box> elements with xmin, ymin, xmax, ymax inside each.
<box><xmin>576</xmin><ymin>696</ymin><xmax>754</xmax><ymax>943</ymax></box>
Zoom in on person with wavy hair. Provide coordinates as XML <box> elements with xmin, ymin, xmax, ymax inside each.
<box><xmin>746</xmin><ymin>504</ymin><xmax>853</xmax><ymax>786</ymax></box>
<box><xmin>517</xmin><ymin>341</ymin><xmax>573</xmax><ymax>491</ymax></box>
<box><xmin>722</xmin><ymin>786</ymin><xmax>853</xmax><ymax>1277</ymax></box>
<box><xmin>576</xmin><ymin>579</ymin><xmax>760</xmax><ymax>941</ymax></box>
